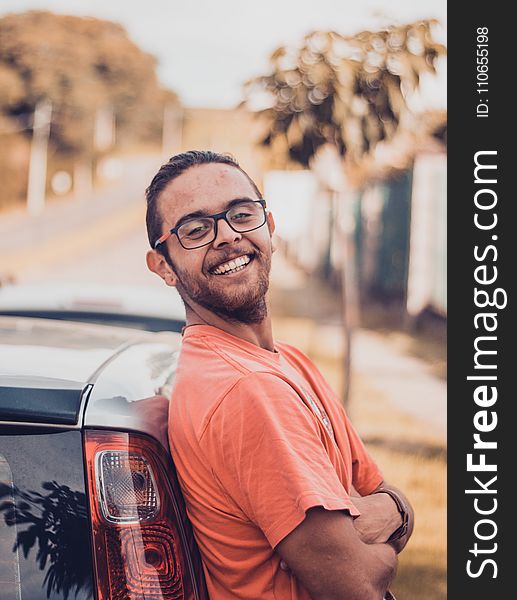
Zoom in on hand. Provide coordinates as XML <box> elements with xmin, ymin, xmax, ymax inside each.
<box><xmin>132</xmin><ymin>395</ymin><xmax>170</xmax><ymax>451</ymax></box>
<box><xmin>351</xmin><ymin>493</ymin><xmax>402</xmax><ymax>545</ymax></box>
<box><xmin>376</xmin><ymin>485</ymin><xmax>415</xmax><ymax>554</ymax></box>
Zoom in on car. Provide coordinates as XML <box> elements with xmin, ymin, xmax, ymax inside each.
<box><xmin>0</xmin><ymin>283</ymin><xmax>186</xmax><ymax>333</ymax></box>
<box><xmin>0</xmin><ymin>315</ymin><xmax>209</xmax><ymax>600</ymax></box>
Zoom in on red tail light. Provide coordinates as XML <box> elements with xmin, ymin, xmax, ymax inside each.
<box><xmin>84</xmin><ymin>430</ymin><xmax>204</xmax><ymax>599</ymax></box>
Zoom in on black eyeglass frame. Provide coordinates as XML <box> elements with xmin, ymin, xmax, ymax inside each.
<box><xmin>154</xmin><ymin>199</ymin><xmax>267</xmax><ymax>250</ymax></box>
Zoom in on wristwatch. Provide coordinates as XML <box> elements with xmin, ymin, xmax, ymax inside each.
<box><xmin>374</xmin><ymin>488</ymin><xmax>409</xmax><ymax>542</ymax></box>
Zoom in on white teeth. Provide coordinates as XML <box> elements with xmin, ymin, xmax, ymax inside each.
<box><xmin>212</xmin><ymin>254</ymin><xmax>251</xmax><ymax>275</ymax></box>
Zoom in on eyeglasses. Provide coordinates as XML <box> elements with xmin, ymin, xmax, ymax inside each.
<box><xmin>154</xmin><ymin>199</ymin><xmax>267</xmax><ymax>250</ymax></box>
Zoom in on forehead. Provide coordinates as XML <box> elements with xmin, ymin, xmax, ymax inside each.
<box><xmin>157</xmin><ymin>163</ymin><xmax>258</xmax><ymax>224</ymax></box>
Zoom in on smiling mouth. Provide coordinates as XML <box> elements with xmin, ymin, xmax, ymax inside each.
<box><xmin>210</xmin><ymin>254</ymin><xmax>253</xmax><ymax>276</ymax></box>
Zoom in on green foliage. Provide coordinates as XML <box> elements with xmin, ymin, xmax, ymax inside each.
<box><xmin>243</xmin><ymin>21</ymin><xmax>446</xmax><ymax>167</ymax></box>
<box><xmin>0</xmin><ymin>10</ymin><xmax>176</xmax><ymax>155</ymax></box>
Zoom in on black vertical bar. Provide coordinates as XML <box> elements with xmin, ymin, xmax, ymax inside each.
<box><xmin>449</xmin><ymin>4</ymin><xmax>513</xmax><ymax>597</ymax></box>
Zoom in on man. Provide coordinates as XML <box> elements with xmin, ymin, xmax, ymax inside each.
<box><xmin>146</xmin><ymin>150</ymin><xmax>414</xmax><ymax>599</ymax></box>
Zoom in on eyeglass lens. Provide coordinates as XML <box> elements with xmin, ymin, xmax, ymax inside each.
<box><xmin>177</xmin><ymin>201</ymin><xmax>265</xmax><ymax>248</ymax></box>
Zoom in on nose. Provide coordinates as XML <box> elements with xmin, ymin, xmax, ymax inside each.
<box><xmin>212</xmin><ymin>217</ymin><xmax>242</xmax><ymax>248</ymax></box>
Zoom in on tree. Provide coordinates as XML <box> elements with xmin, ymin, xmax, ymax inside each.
<box><xmin>243</xmin><ymin>21</ymin><xmax>446</xmax><ymax>404</ymax></box>
<box><xmin>0</xmin><ymin>11</ymin><xmax>178</xmax><ymax>157</ymax></box>
<box><xmin>243</xmin><ymin>20</ymin><xmax>446</xmax><ymax>169</ymax></box>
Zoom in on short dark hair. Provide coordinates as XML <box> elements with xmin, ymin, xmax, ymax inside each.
<box><xmin>145</xmin><ymin>150</ymin><xmax>262</xmax><ymax>253</ymax></box>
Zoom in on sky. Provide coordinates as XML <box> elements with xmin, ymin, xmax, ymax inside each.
<box><xmin>0</xmin><ymin>0</ymin><xmax>447</xmax><ymax>109</ymax></box>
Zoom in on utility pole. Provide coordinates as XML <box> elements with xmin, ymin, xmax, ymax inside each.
<box><xmin>27</xmin><ymin>99</ymin><xmax>52</xmax><ymax>216</ymax></box>
<box><xmin>94</xmin><ymin>104</ymin><xmax>115</xmax><ymax>151</ymax></box>
<box><xmin>162</xmin><ymin>103</ymin><xmax>183</xmax><ymax>157</ymax></box>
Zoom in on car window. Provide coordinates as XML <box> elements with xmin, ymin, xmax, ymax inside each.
<box><xmin>0</xmin><ymin>429</ymin><xmax>94</xmax><ymax>600</ymax></box>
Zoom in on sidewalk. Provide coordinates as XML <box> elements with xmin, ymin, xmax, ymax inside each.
<box><xmin>351</xmin><ymin>329</ymin><xmax>446</xmax><ymax>435</ymax></box>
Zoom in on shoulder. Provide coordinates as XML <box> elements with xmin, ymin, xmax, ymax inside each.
<box><xmin>200</xmin><ymin>371</ymin><xmax>321</xmax><ymax>440</ymax></box>
<box><xmin>276</xmin><ymin>341</ymin><xmax>318</xmax><ymax>369</ymax></box>
<box><xmin>276</xmin><ymin>341</ymin><xmax>330</xmax><ymax>387</ymax></box>
<box><xmin>173</xmin><ymin>335</ymin><xmax>282</xmax><ymax>404</ymax></box>
<box><xmin>169</xmin><ymin>335</ymin><xmax>251</xmax><ymax>442</ymax></box>
<box><xmin>171</xmin><ymin>340</ymin><xmax>308</xmax><ymax>439</ymax></box>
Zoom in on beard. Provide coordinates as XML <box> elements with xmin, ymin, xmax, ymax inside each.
<box><xmin>168</xmin><ymin>246</ymin><xmax>271</xmax><ymax>324</ymax></box>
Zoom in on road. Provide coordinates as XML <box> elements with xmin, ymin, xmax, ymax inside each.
<box><xmin>0</xmin><ymin>153</ymin><xmax>163</xmax><ymax>287</ymax></box>
<box><xmin>21</xmin><ymin>210</ymin><xmax>161</xmax><ymax>288</ymax></box>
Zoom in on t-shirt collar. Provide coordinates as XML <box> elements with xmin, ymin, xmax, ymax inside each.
<box><xmin>181</xmin><ymin>324</ymin><xmax>281</xmax><ymax>358</ymax></box>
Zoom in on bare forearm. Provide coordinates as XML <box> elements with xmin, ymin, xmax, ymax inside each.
<box><xmin>364</xmin><ymin>542</ymin><xmax>398</xmax><ymax>598</ymax></box>
<box><xmin>278</xmin><ymin>508</ymin><xmax>398</xmax><ymax>600</ymax></box>
<box><xmin>295</xmin><ymin>541</ymin><xmax>397</xmax><ymax>600</ymax></box>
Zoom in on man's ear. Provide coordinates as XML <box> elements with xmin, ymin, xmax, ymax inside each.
<box><xmin>266</xmin><ymin>211</ymin><xmax>276</xmax><ymax>236</ymax></box>
<box><xmin>266</xmin><ymin>212</ymin><xmax>277</xmax><ymax>253</ymax></box>
<box><xmin>146</xmin><ymin>249</ymin><xmax>178</xmax><ymax>287</ymax></box>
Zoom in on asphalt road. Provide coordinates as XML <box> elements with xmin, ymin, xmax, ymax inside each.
<box><xmin>21</xmin><ymin>209</ymin><xmax>162</xmax><ymax>288</ymax></box>
<box><xmin>1</xmin><ymin>153</ymin><xmax>164</xmax><ymax>287</ymax></box>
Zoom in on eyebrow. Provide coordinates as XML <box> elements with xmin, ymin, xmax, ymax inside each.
<box><xmin>172</xmin><ymin>196</ymin><xmax>259</xmax><ymax>229</ymax></box>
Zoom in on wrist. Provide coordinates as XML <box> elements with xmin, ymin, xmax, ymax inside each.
<box><xmin>373</xmin><ymin>488</ymin><xmax>409</xmax><ymax>542</ymax></box>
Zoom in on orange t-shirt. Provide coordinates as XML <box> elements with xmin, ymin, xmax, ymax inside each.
<box><xmin>168</xmin><ymin>325</ymin><xmax>383</xmax><ymax>599</ymax></box>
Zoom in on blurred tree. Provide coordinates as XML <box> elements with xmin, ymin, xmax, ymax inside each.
<box><xmin>243</xmin><ymin>20</ymin><xmax>446</xmax><ymax>169</ymax></box>
<box><xmin>243</xmin><ymin>21</ymin><xmax>446</xmax><ymax>405</ymax></box>
<box><xmin>0</xmin><ymin>10</ymin><xmax>177</xmax><ymax>157</ymax></box>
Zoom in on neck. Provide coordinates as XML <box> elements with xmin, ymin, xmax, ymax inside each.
<box><xmin>184</xmin><ymin>302</ymin><xmax>276</xmax><ymax>352</ymax></box>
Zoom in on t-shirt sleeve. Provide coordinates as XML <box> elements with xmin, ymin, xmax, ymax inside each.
<box><xmin>343</xmin><ymin>413</ymin><xmax>384</xmax><ymax>495</ymax></box>
<box><xmin>199</xmin><ymin>372</ymin><xmax>360</xmax><ymax>548</ymax></box>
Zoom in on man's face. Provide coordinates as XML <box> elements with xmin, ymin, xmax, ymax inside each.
<box><xmin>151</xmin><ymin>163</ymin><xmax>275</xmax><ymax>324</ymax></box>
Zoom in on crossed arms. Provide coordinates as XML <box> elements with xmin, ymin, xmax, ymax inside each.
<box><xmin>276</xmin><ymin>482</ymin><xmax>414</xmax><ymax>600</ymax></box>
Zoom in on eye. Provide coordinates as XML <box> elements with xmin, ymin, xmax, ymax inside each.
<box><xmin>231</xmin><ymin>211</ymin><xmax>253</xmax><ymax>221</ymax></box>
<box><xmin>180</xmin><ymin>220</ymin><xmax>212</xmax><ymax>240</ymax></box>
<box><xmin>229</xmin><ymin>203</ymin><xmax>258</xmax><ymax>222</ymax></box>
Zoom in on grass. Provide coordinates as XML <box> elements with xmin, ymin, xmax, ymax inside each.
<box><xmin>351</xmin><ymin>376</ymin><xmax>446</xmax><ymax>599</ymax></box>
<box><xmin>370</xmin><ymin>444</ymin><xmax>446</xmax><ymax>599</ymax></box>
